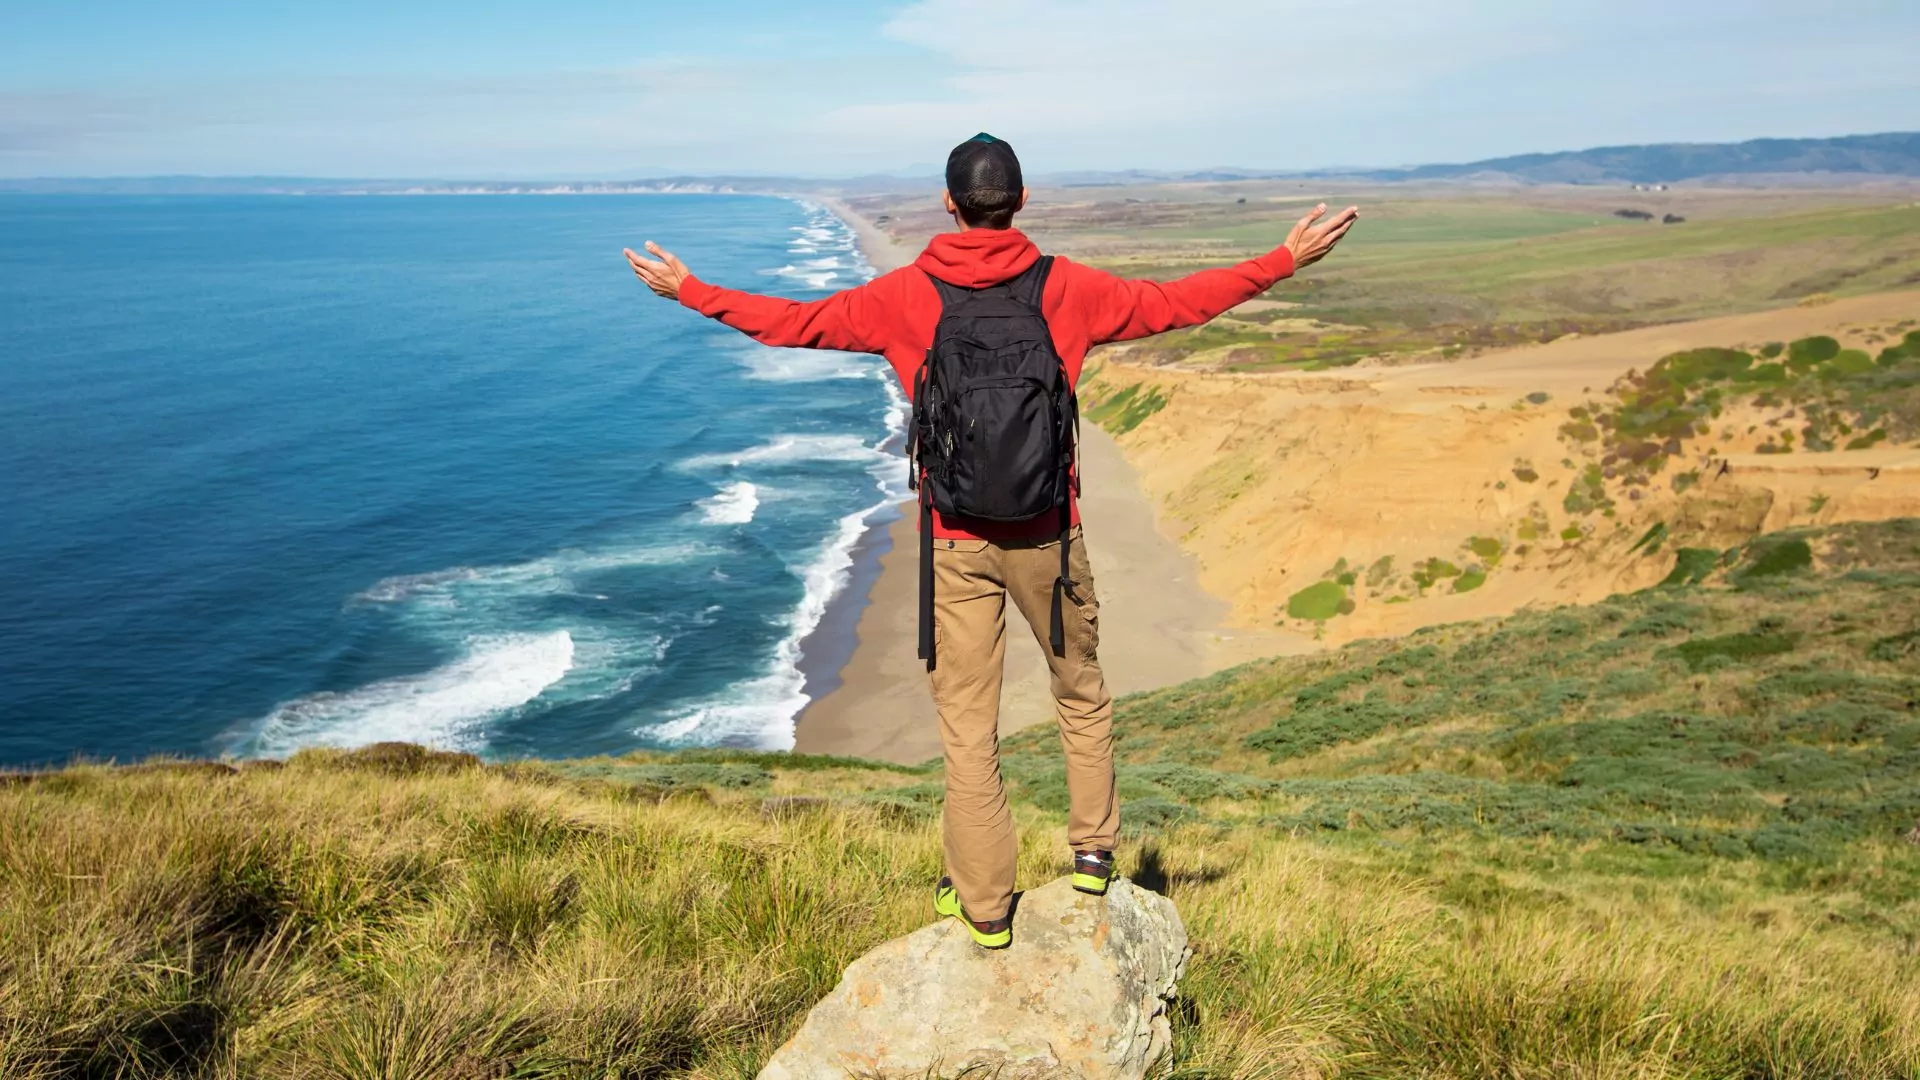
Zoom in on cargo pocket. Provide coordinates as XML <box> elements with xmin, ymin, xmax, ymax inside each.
<box><xmin>1073</xmin><ymin>589</ymin><xmax>1101</xmax><ymax>663</ymax></box>
<box><xmin>1065</xmin><ymin>534</ymin><xmax>1100</xmax><ymax>663</ymax></box>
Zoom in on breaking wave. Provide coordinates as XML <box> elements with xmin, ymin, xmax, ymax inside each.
<box><xmin>247</xmin><ymin>631</ymin><xmax>575</xmax><ymax>755</ymax></box>
<box><xmin>697</xmin><ymin>481</ymin><xmax>759</xmax><ymax>525</ymax></box>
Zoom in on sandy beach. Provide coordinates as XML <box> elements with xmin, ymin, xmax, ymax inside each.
<box><xmin>793</xmin><ymin>198</ymin><xmax>1304</xmax><ymax>763</ymax></box>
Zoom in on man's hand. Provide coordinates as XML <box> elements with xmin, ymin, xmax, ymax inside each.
<box><xmin>1284</xmin><ymin>203</ymin><xmax>1360</xmax><ymax>270</ymax></box>
<box><xmin>624</xmin><ymin>241</ymin><xmax>692</xmax><ymax>301</ymax></box>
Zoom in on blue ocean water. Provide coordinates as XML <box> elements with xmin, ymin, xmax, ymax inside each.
<box><xmin>0</xmin><ymin>194</ymin><xmax>906</xmax><ymax>766</ymax></box>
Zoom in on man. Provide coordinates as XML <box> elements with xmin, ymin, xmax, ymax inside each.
<box><xmin>626</xmin><ymin>134</ymin><xmax>1356</xmax><ymax>949</ymax></box>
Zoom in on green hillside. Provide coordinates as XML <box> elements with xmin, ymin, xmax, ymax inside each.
<box><xmin>3</xmin><ymin>520</ymin><xmax>1919</xmax><ymax>1078</ymax></box>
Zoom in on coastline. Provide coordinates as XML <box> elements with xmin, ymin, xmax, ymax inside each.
<box><xmin>790</xmin><ymin>196</ymin><xmax>1307</xmax><ymax>763</ymax></box>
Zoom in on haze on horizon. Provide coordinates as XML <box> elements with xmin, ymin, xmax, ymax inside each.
<box><xmin>3</xmin><ymin>0</ymin><xmax>1917</xmax><ymax>181</ymax></box>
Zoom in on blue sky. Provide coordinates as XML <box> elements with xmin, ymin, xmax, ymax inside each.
<box><xmin>3</xmin><ymin>0</ymin><xmax>1916</xmax><ymax>178</ymax></box>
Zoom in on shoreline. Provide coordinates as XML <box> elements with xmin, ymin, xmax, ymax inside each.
<box><xmin>788</xmin><ymin>196</ymin><xmax>1307</xmax><ymax>763</ymax></box>
<box><xmin>783</xmin><ymin>196</ymin><xmax>917</xmax><ymax>747</ymax></box>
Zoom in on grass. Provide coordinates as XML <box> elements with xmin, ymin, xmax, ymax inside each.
<box><xmin>1285</xmin><ymin>580</ymin><xmax>1349</xmax><ymax>621</ymax></box>
<box><xmin>1082</xmin><ymin>378</ymin><xmax>1171</xmax><ymax>435</ymax></box>
<box><xmin>1016</xmin><ymin>194</ymin><xmax>1920</xmax><ymax>373</ymax></box>
<box><xmin>5</xmin><ymin>520</ymin><xmax>1920</xmax><ymax>1077</ymax></box>
<box><xmin>852</xmin><ymin>184</ymin><xmax>1920</xmax><ymax>374</ymax></box>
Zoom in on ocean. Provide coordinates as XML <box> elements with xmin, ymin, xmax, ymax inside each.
<box><xmin>0</xmin><ymin>194</ymin><xmax>908</xmax><ymax>766</ymax></box>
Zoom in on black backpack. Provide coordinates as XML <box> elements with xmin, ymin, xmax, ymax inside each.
<box><xmin>909</xmin><ymin>256</ymin><xmax>1078</xmax><ymax>671</ymax></box>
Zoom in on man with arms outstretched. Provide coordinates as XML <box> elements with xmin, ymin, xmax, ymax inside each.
<box><xmin>626</xmin><ymin>134</ymin><xmax>1356</xmax><ymax>948</ymax></box>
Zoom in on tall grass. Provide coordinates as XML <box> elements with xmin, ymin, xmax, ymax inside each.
<box><xmin>4</xmin><ymin>748</ymin><xmax>1919</xmax><ymax>1077</ymax></box>
<box><xmin>5</xmin><ymin>521</ymin><xmax>1920</xmax><ymax>1077</ymax></box>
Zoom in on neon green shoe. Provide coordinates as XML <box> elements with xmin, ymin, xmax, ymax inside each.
<box><xmin>1072</xmin><ymin>849</ymin><xmax>1114</xmax><ymax>896</ymax></box>
<box><xmin>934</xmin><ymin>877</ymin><xmax>1012</xmax><ymax>950</ymax></box>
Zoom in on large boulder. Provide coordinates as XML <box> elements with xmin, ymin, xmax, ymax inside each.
<box><xmin>759</xmin><ymin>876</ymin><xmax>1189</xmax><ymax>1080</ymax></box>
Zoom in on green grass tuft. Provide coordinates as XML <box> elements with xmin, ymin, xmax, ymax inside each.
<box><xmin>1287</xmin><ymin>580</ymin><xmax>1350</xmax><ymax>621</ymax></box>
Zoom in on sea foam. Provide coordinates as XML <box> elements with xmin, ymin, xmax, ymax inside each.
<box><xmin>697</xmin><ymin>481</ymin><xmax>759</xmax><ymax>525</ymax></box>
<box><xmin>647</xmin><ymin>504</ymin><xmax>876</xmax><ymax>750</ymax></box>
<box><xmin>248</xmin><ymin>630</ymin><xmax>575</xmax><ymax>755</ymax></box>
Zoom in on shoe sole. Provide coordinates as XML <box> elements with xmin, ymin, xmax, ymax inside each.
<box><xmin>934</xmin><ymin>886</ymin><xmax>1012</xmax><ymax>949</ymax></box>
<box><xmin>1071</xmin><ymin>872</ymin><xmax>1111</xmax><ymax>895</ymax></box>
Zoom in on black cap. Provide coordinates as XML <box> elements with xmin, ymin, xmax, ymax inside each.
<box><xmin>945</xmin><ymin>133</ymin><xmax>1022</xmax><ymax>219</ymax></box>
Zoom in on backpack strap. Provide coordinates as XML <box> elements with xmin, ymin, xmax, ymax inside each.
<box><xmin>1008</xmin><ymin>255</ymin><xmax>1055</xmax><ymax>310</ymax></box>
<box><xmin>919</xmin><ymin>495</ymin><xmax>937</xmax><ymax>671</ymax></box>
<box><xmin>912</xmin><ymin>304</ymin><xmax>939</xmax><ymax>671</ymax></box>
<box><xmin>925</xmin><ymin>272</ymin><xmax>972</xmax><ymax>310</ymax></box>
<box><xmin>1049</xmin><ymin>504</ymin><xmax>1075</xmax><ymax>657</ymax></box>
<box><xmin>1041</xmin><ymin>252</ymin><xmax>1072</xmax><ymax>657</ymax></box>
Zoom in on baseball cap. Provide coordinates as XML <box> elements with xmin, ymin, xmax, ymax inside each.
<box><xmin>945</xmin><ymin>133</ymin><xmax>1023</xmax><ymax>218</ymax></box>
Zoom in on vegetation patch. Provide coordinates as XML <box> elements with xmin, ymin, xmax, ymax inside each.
<box><xmin>1664</xmin><ymin>631</ymin><xmax>1800</xmax><ymax>672</ymax></box>
<box><xmin>1732</xmin><ymin>536</ymin><xmax>1813</xmax><ymax>586</ymax></box>
<box><xmin>1412</xmin><ymin>558</ymin><xmax>1463</xmax><ymax>591</ymax></box>
<box><xmin>1287</xmin><ymin>580</ymin><xmax>1352</xmax><ymax>621</ymax></box>
<box><xmin>1083</xmin><ymin>381</ymin><xmax>1170</xmax><ymax>435</ymax></box>
<box><xmin>1660</xmin><ymin>547</ymin><xmax>1724</xmax><ymax>588</ymax></box>
<box><xmin>1869</xmin><ymin>629</ymin><xmax>1920</xmax><ymax>662</ymax></box>
<box><xmin>1556</xmin><ymin>326</ymin><xmax>1920</xmax><ymax>506</ymax></box>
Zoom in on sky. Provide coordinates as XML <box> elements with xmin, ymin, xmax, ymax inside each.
<box><xmin>3</xmin><ymin>0</ymin><xmax>1917</xmax><ymax>179</ymax></box>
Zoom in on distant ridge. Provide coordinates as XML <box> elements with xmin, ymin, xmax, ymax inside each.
<box><xmin>1341</xmin><ymin>131</ymin><xmax>1920</xmax><ymax>184</ymax></box>
<box><xmin>5</xmin><ymin>132</ymin><xmax>1917</xmax><ymax>194</ymax></box>
<box><xmin>1050</xmin><ymin>132</ymin><xmax>1920</xmax><ymax>186</ymax></box>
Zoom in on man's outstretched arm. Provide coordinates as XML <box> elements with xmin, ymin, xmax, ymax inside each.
<box><xmin>624</xmin><ymin>241</ymin><xmax>888</xmax><ymax>354</ymax></box>
<box><xmin>1083</xmin><ymin>203</ymin><xmax>1359</xmax><ymax>345</ymax></box>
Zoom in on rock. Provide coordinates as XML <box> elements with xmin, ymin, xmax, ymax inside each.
<box><xmin>758</xmin><ymin>876</ymin><xmax>1189</xmax><ymax>1080</ymax></box>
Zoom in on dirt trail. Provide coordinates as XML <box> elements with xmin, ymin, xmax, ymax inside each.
<box><xmin>1094</xmin><ymin>290</ymin><xmax>1920</xmax><ymax>645</ymax></box>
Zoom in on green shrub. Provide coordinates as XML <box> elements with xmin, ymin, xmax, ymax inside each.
<box><xmin>1868</xmin><ymin>629</ymin><xmax>1920</xmax><ymax>662</ymax></box>
<box><xmin>1413</xmin><ymin>558</ymin><xmax>1463</xmax><ymax>589</ymax></box>
<box><xmin>1121</xmin><ymin>797</ymin><xmax>1196</xmax><ymax>833</ymax></box>
<box><xmin>1787</xmin><ymin>335</ymin><xmax>1841</xmax><ymax>368</ymax></box>
<box><xmin>1453</xmin><ymin>569</ymin><xmax>1488</xmax><ymax>593</ymax></box>
<box><xmin>1827</xmin><ymin>349</ymin><xmax>1876</xmax><ymax>376</ymax></box>
<box><xmin>1660</xmin><ymin>547</ymin><xmax>1722</xmax><ymax>588</ymax></box>
<box><xmin>1244</xmin><ymin>696</ymin><xmax>1441</xmax><ymax>760</ymax></box>
<box><xmin>1661</xmin><ymin>347</ymin><xmax>1754</xmax><ymax>385</ymax></box>
<box><xmin>1733</xmin><ymin>537</ymin><xmax>1813</xmax><ymax>586</ymax></box>
<box><xmin>1287</xmin><ymin>580</ymin><xmax>1350</xmax><ymax>621</ymax></box>
<box><xmin>1618</xmin><ymin>602</ymin><xmax>1704</xmax><ymax>638</ymax></box>
<box><xmin>1664</xmin><ymin>632</ymin><xmax>1799</xmax><ymax>672</ymax></box>
<box><xmin>1366</xmin><ymin>555</ymin><xmax>1396</xmax><ymax>588</ymax></box>
<box><xmin>1629</xmin><ymin>522</ymin><xmax>1668</xmax><ymax>555</ymax></box>
<box><xmin>1124</xmin><ymin>763</ymin><xmax>1277</xmax><ymax>802</ymax></box>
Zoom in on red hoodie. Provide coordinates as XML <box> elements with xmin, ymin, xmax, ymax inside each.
<box><xmin>678</xmin><ymin>227</ymin><xmax>1296</xmax><ymax>540</ymax></box>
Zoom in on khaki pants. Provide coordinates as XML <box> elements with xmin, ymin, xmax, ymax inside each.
<box><xmin>929</xmin><ymin>526</ymin><xmax>1119</xmax><ymax>922</ymax></box>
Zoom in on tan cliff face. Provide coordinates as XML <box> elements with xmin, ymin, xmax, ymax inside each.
<box><xmin>1085</xmin><ymin>290</ymin><xmax>1920</xmax><ymax>646</ymax></box>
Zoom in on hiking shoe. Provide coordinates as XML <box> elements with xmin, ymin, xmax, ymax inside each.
<box><xmin>1072</xmin><ymin>849</ymin><xmax>1115</xmax><ymax>895</ymax></box>
<box><xmin>934</xmin><ymin>877</ymin><xmax>1012</xmax><ymax>950</ymax></box>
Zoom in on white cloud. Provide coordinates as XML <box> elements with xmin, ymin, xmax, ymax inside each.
<box><xmin>1</xmin><ymin>0</ymin><xmax>1914</xmax><ymax>176</ymax></box>
<box><xmin>809</xmin><ymin>0</ymin><xmax>1920</xmax><ymax>171</ymax></box>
